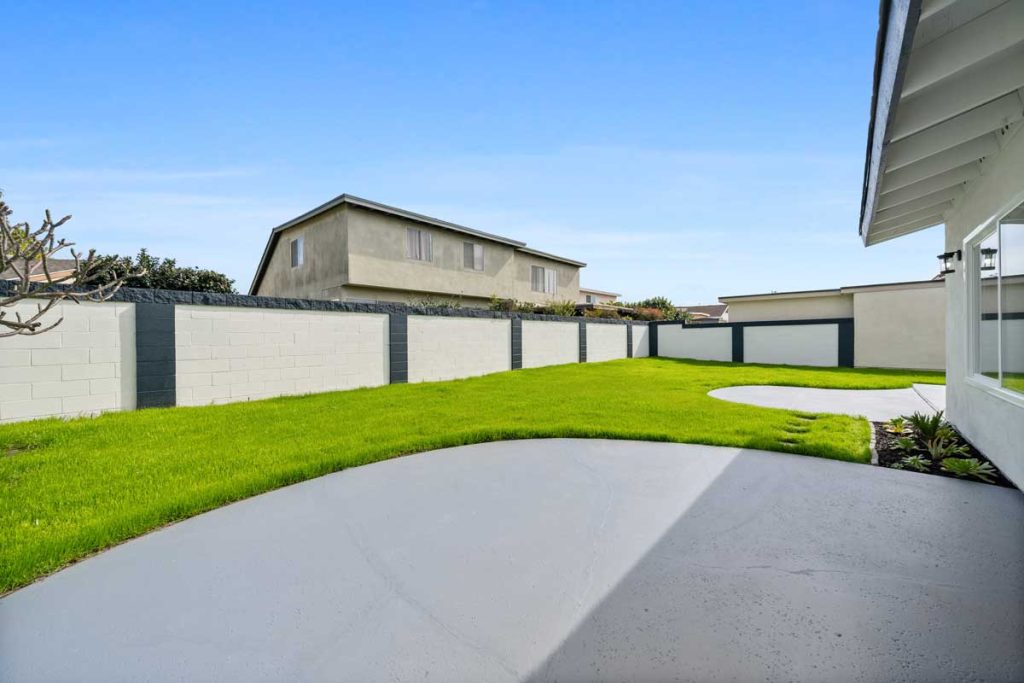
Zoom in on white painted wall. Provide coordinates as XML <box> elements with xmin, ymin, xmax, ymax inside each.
<box><xmin>657</xmin><ymin>325</ymin><xmax>732</xmax><ymax>362</ymax></box>
<box><xmin>0</xmin><ymin>301</ymin><xmax>136</xmax><ymax>423</ymax></box>
<box><xmin>726</xmin><ymin>294</ymin><xmax>853</xmax><ymax>322</ymax></box>
<box><xmin>585</xmin><ymin>323</ymin><xmax>627</xmax><ymax>362</ymax></box>
<box><xmin>853</xmin><ymin>285</ymin><xmax>945</xmax><ymax>370</ymax></box>
<box><xmin>408</xmin><ymin>316</ymin><xmax>511</xmax><ymax>382</ymax></box>
<box><xmin>943</xmin><ymin>127</ymin><xmax>1024</xmax><ymax>487</ymax></box>
<box><xmin>522</xmin><ymin>321</ymin><xmax>578</xmax><ymax>369</ymax></box>
<box><xmin>174</xmin><ymin>306</ymin><xmax>388</xmax><ymax>406</ymax></box>
<box><xmin>745</xmin><ymin>325</ymin><xmax>838</xmax><ymax>367</ymax></box>
<box><xmin>631</xmin><ymin>324</ymin><xmax>650</xmax><ymax>358</ymax></box>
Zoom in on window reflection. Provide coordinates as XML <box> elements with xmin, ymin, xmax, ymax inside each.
<box><xmin>1000</xmin><ymin>204</ymin><xmax>1024</xmax><ymax>394</ymax></box>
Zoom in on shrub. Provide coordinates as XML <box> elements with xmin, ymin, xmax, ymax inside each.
<box><xmin>904</xmin><ymin>410</ymin><xmax>946</xmax><ymax>442</ymax></box>
<box><xmin>545</xmin><ymin>300</ymin><xmax>578</xmax><ymax>317</ymax></box>
<box><xmin>631</xmin><ymin>307</ymin><xmax>665</xmax><ymax>321</ymax></box>
<box><xmin>411</xmin><ymin>295</ymin><xmax>462</xmax><ymax>309</ymax></box>
<box><xmin>583</xmin><ymin>308</ymin><xmax>621</xmax><ymax>319</ymax></box>
<box><xmin>885</xmin><ymin>417</ymin><xmax>907</xmax><ymax>434</ymax></box>
<box><xmin>940</xmin><ymin>457</ymin><xmax>997</xmax><ymax>483</ymax></box>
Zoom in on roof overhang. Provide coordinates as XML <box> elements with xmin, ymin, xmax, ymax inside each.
<box><xmin>860</xmin><ymin>0</ymin><xmax>1024</xmax><ymax>246</ymax></box>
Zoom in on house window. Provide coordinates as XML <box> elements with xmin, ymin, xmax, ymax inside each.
<box><xmin>971</xmin><ymin>198</ymin><xmax>1024</xmax><ymax>397</ymax></box>
<box><xmin>531</xmin><ymin>265</ymin><xmax>557</xmax><ymax>294</ymax></box>
<box><xmin>586</xmin><ymin>294</ymin><xmax>595</xmax><ymax>304</ymax></box>
<box><xmin>463</xmin><ymin>242</ymin><xmax>484</xmax><ymax>271</ymax></box>
<box><xmin>406</xmin><ymin>228</ymin><xmax>432</xmax><ymax>262</ymax></box>
<box><xmin>290</xmin><ymin>236</ymin><xmax>304</xmax><ymax>268</ymax></box>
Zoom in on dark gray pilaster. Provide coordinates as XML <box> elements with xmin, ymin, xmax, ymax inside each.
<box><xmin>626</xmin><ymin>323</ymin><xmax>633</xmax><ymax>358</ymax></box>
<box><xmin>511</xmin><ymin>318</ymin><xmax>522</xmax><ymax>370</ymax></box>
<box><xmin>731</xmin><ymin>325</ymin><xmax>744</xmax><ymax>363</ymax></box>
<box><xmin>649</xmin><ymin>323</ymin><xmax>659</xmax><ymax>357</ymax></box>
<box><xmin>838</xmin><ymin>320</ymin><xmax>855</xmax><ymax>368</ymax></box>
<box><xmin>578</xmin><ymin>321</ymin><xmax>587</xmax><ymax>363</ymax></box>
<box><xmin>389</xmin><ymin>313</ymin><xmax>408</xmax><ymax>383</ymax></box>
<box><xmin>135</xmin><ymin>303</ymin><xmax>176</xmax><ymax>408</ymax></box>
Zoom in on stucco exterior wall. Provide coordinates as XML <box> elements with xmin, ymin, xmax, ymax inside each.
<box><xmin>853</xmin><ymin>284</ymin><xmax>945</xmax><ymax>370</ymax></box>
<box><xmin>521</xmin><ymin>321</ymin><xmax>578</xmax><ymax>368</ymax></box>
<box><xmin>254</xmin><ymin>205</ymin><xmax>348</xmax><ymax>299</ymax></box>
<box><xmin>331</xmin><ymin>285</ymin><xmax>492</xmax><ymax>308</ymax></box>
<box><xmin>173</xmin><ymin>306</ymin><xmax>388</xmax><ymax>406</ymax></box>
<box><xmin>346</xmin><ymin>205</ymin><xmax>520</xmax><ymax>303</ymax></box>
<box><xmin>512</xmin><ymin>253</ymin><xmax>582</xmax><ymax>305</ymax></box>
<box><xmin>631</xmin><ymin>324</ymin><xmax>650</xmax><ymax>358</ymax></box>
<box><xmin>942</xmin><ymin>127</ymin><xmax>1024</xmax><ymax>487</ymax></box>
<box><xmin>407</xmin><ymin>316</ymin><xmax>511</xmax><ymax>383</ymax></box>
<box><xmin>726</xmin><ymin>294</ymin><xmax>853</xmax><ymax>322</ymax></box>
<box><xmin>585</xmin><ymin>323</ymin><xmax>627</xmax><ymax>362</ymax></box>
<box><xmin>0</xmin><ymin>301</ymin><xmax>136</xmax><ymax>423</ymax></box>
<box><xmin>745</xmin><ymin>325</ymin><xmax>838</xmax><ymax>367</ymax></box>
<box><xmin>657</xmin><ymin>325</ymin><xmax>732</xmax><ymax>362</ymax></box>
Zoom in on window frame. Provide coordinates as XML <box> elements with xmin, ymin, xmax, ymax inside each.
<box><xmin>290</xmin><ymin>236</ymin><xmax>304</xmax><ymax>268</ymax></box>
<box><xmin>964</xmin><ymin>188</ymin><xmax>1024</xmax><ymax>409</ymax></box>
<box><xmin>531</xmin><ymin>265</ymin><xmax>557</xmax><ymax>294</ymax></box>
<box><xmin>463</xmin><ymin>241</ymin><xmax>484</xmax><ymax>271</ymax></box>
<box><xmin>406</xmin><ymin>227</ymin><xmax>433</xmax><ymax>263</ymax></box>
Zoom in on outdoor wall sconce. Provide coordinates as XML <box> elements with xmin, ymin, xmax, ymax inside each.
<box><xmin>938</xmin><ymin>250</ymin><xmax>961</xmax><ymax>275</ymax></box>
<box><xmin>980</xmin><ymin>247</ymin><xmax>998</xmax><ymax>271</ymax></box>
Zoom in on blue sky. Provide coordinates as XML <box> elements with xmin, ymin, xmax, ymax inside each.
<box><xmin>2</xmin><ymin>1</ymin><xmax>942</xmax><ymax>302</ymax></box>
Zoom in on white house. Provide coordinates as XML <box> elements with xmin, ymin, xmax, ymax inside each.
<box><xmin>860</xmin><ymin>0</ymin><xmax>1023</xmax><ymax>485</ymax></box>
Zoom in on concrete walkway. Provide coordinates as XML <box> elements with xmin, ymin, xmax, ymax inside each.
<box><xmin>709</xmin><ymin>384</ymin><xmax>945</xmax><ymax>421</ymax></box>
<box><xmin>1</xmin><ymin>439</ymin><xmax>1020</xmax><ymax>682</ymax></box>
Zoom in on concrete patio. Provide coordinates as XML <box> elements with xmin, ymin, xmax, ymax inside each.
<box><xmin>709</xmin><ymin>383</ymin><xmax>946</xmax><ymax>421</ymax></box>
<box><xmin>1</xmin><ymin>438</ymin><xmax>1020</xmax><ymax>682</ymax></box>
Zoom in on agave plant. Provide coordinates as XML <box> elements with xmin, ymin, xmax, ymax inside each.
<box><xmin>895</xmin><ymin>436</ymin><xmax>919</xmax><ymax>453</ymax></box>
<box><xmin>905</xmin><ymin>410</ymin><xmax>946</xmax><ymax>442</ymax></box>
<box><xmin>898</xmin><ymin>455</ymin><xmax>932</xmax><ymax>473</ymax></box>
<box><xmin>941</xmin><ymin>457</ymin><xmax>997</xmax><ymax>484</ymax></box>
<box><xmin>885</xmin><ymin>417</ymin><xmax>907</xmax><ymax>434</ymax></box>
<box><xmin>923</xmin><ymin>436</ymin><xmax>969</xmax><ymax>460</ymax></box>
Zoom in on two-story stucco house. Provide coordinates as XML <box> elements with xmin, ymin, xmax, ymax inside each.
<box><xmin>250</xmin><ymin>195</ymin><xmax>585</xmax><ymax>307</ymax></box>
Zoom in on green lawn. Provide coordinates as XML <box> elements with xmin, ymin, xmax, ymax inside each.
<box><xmin>0</xmin><ymin>358</ymin><xmax>943</xmax><ymax>594</ymax></box>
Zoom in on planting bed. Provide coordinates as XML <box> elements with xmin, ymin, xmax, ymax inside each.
<box><xmin>872</xmin><ymin>422</ymin><xmax>1015</xmax><ymax>488</ymax></box>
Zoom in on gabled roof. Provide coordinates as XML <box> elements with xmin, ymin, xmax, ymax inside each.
<box><xmin>0</xmin><ymin>258</ymin><xmax>78</xmax><ymax>281</ymax></box>
<box><xmin>860</xmin><ymin>0</ymin><xmax>1024</xmax><ymax>245</ymax></box>
<box><xmin>249</xmin><ymin>194</ymin><xmax>585</xmax><ymax>294</ymax></box>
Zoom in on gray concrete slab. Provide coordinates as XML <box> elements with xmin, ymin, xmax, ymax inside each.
<box><xmin>709</xmin><ymin>384</ymin><xmax>940</xmax><ymax>421</ymax></box>
<box><xmin>914</xmin><ymin>382</ymin><xmax>947</xmax><ymax>413</ymax></box>
<box><xmin>1</xmin><ymin>439</ymin><xmax>1021</xmax><ymax>682</ymax></box>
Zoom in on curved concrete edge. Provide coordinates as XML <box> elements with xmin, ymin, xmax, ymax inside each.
<box><xmin>1</xmin><ymin>439</ymin><xmax>1021</xmax><ymax>683</ymax></box>
<box><xmin>708</xmin><ymin>384</ymin><xmax>936</xmax><ymax>422</ymax></box>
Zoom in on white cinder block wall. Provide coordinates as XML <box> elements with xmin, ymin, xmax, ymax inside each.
<box><xmin>0</xmin><ymin>301</ymin><xmax>136</xmax><ymax>423</ymax></box>
<box><xmin>522</xmin><ymin>321</ymin><xmax>578</xmax><ymax>368</ymax></box>
<box><xmin>658</xmin><ymin>326</ymin><xmax>732</xmax><ymax>362</ymax></box>
<box><xmin>174</xmin><ymin>306</ymin><xmax>388</xmax><ymax>406</ymax></box>
<box><xmin>631</xmin><ymin>324</ymin><xmax>650</xmax><ymax>358</ymax></box>
<box><xmin>744</xmin><ymin>325</ymin><xmax>838</xmax><ymax>367</ymax></box>
<box><xmin>408</xmin><ymin>316</ymin><xmax>511</xmax><ymax>382</ymax></box>
<box><xmin>586</xmin><ymin>323</ymin><xmax>627</xmax><ymax>362</ymax></box>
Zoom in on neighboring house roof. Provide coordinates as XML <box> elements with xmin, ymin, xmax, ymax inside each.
<box><xmin>0</xmin><ymin>258</ymin><xmax>78</xmax><ymax>281</ymax></box>
<box><xmin>859</xmin><ymin>0</ymin><xmax>1024</xmax><ymax>246</ymax></box>
<box><xmin>250</xmin><ymin>194</ymin><xmax>586</xmax><ymax>294</ymax></box>
<box><xmin>579</xmin><ymin>287</ymin><xmax>621</xmax><ymax>297</ymax></box>
<box><xmin>719</xmin><ymin>278</ymin><xmax>944</xmax><ymax>303</ymax></box>
<box><xmin>677</xmin><ymin>304</ymin><xmax>727</xmax><ymax>319</ymax></box>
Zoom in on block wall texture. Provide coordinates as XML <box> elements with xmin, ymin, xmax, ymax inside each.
<box><xmin>657</xmin><ymin>325</ymin><xmax>732</xmax><ymax>362</ymax></box>
<box><xmin>407</xmin><ymin>316</ymin><xmax>511</xmax><ymax>382</ymax></box>
<box><xmin>744</xmin><ymin>324</ymin><xmax>839</xmax><ymax>367</ymax></box>
<box><xmin>631</xmin><ymin>324</ymin><xmax>650</xmax><ymax>358</ymax></box>
<box><xmin>521</xmin><ymin>321</ymin><xmax>579</xmax><ymax>369</ymax></box>
<box><xmin>173</xmin><ymin>306</ymin><xmax>388</xmax><ymax>406</ymax></box>
<box><xmin>585</xmin><ymin>323</ymin><xmax>627</xmax><ymax>362</ymax></box>
<box><xmin>0</xmin><ymin>301</ymin><xmax>136</xmax><ymax>423</ymax></box>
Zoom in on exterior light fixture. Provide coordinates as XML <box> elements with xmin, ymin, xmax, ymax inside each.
<box><xmin>938</xmin><ymin>250</ymin><xmax>961</xmax><ymax>275</ymax></box>
<box><xmin>980</xmin><ymin>247</ymin><xmax>997</xmax><ymax>271</ymax></box>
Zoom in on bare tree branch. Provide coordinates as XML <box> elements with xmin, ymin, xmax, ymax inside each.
<box><xmin>0</xmin><ymin>191</ymin><xmax>143</xmax><ymax>337</ymax></box>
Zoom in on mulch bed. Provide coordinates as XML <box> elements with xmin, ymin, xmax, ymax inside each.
<box><xmin>872</xmin><ymin>422</ymin><xmax>1016</xmax><ymax>488</ymax></box>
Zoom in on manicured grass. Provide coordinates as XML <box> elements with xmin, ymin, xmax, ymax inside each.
<box><xmin>0</xmin><ymin>358</ymin><xmax>943</xmax><ymax>593</ymax></box>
